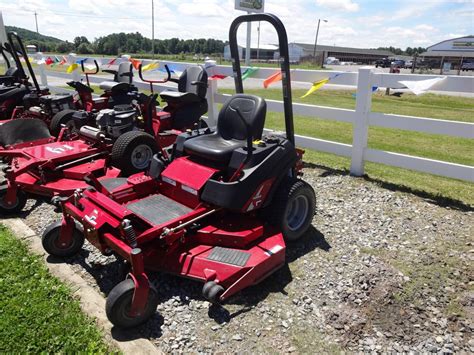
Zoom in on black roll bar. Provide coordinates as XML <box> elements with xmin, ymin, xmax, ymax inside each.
<box><xmin>138</xmin><ymin>63</ymin><xmax>171</xmax><ymax>94</ymax></box>
<box><xmin>229</xmin><ymin>13</ymin><xmax>294</xmax><ymax>146</ymax></box>
<box><xmin>80</xmin><ymin>59</ymin><xmax>99</xmax><ymax>87</ymax></box>
<box><xmin>8</xmin><ymin>32</ymin><xmax>40</xmax><ymax>91</ymax></box>
<box><xmin>0</xmin><ymin>43</ymin><xmax>11</xmax><ymax>69</ymax></box>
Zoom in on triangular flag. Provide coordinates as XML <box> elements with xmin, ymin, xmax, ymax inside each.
<box><xmin>45</xmin><ymin>57</ymin><xmax>54</xmax><ymax>66</ymax></box>
<box><xmin>300</xmin><ymin>78</ymin><xmax>330</xmax><ymax>98</ymax></box>
<box><xmin>58</xmin><ymin>56</ymin><xmax>67</xmax><ymax>65</ymax></box>
<box><xmin>142</xmin><ymin>62</ymin><xmax>159</xmax><ymax>71</ymax></box>
<box><xmin>210</xmin><ymin>74</ymin><xmax>227</xmax><ymax>80</ymax></box>
<box><xmin>129</xmin><ymin>58</ymin><xmax>141</xmax><ymax>70</ymax></box>
<box><xmin>242</xmin><ymin>67</ymin><xmax>258</xmax><ymax>81</ymax></box>
<box><xmin>66</xmin><ymin>63</ymin><xmax>79</xmax><ymax>73</ymax></box>
<box><xmin>263</xmin><ymin>71</ymin><xmax>282</xmax><ymax>89</ymax></box>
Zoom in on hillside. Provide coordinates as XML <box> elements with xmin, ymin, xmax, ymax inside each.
<box><xmin>5</xmin><ymin>26</ymin><xmax>64</xmax><ymax>43</ymax></box>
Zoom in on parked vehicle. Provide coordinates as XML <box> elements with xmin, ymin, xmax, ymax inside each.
<box><xmin>461</xmin><ymin>61</ymin><xmax>474</xmax><ymax>71</ymax></box>
<box><xmin>391</xmin><ymin>59</ymin><xmax>405</xmax><ymax>68</ymax></box>
<box><xmin>375</xmin><ymin>58</ymin><xmax>391</xmax><ymax>68</ymax></box>
<box><xmin>404</xmin><ymin>60</ymin><xmax>413</xmax><ymax>69</ymax></box>
<box><xmin>325</xmin><ymin>57</ymin><xmax>340</xmax><ymax>65</ymax></box>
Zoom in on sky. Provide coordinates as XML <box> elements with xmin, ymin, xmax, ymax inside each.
<box><xmin>0</xmin><ymin>0</ymin><xmax>473</xmax><ymax>49</ymax></box>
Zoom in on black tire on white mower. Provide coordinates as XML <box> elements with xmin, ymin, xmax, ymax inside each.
<box><xmin>50</xmin><ymin>109</ymin><xmax>77</xmax><ymax>136</ymax></box>
<box><xmin>0</xmin><ymin>186</ymin><xmax>27</xmax><ymax>214</ymax></box>
<box><xmin>41</xmin><ymin>220</ymin><xmax>85</xmax><ymax>257</ymax></box>
<box><xmin>106</xmin><ymin>279</ymin><xmax>159</xmax><ymax>328</ymax></box>
<box><xmin>111</xmin><ymin>131</ymin><xmax>158</xmax><ymax>176</ymax></box>
<box><xmin>202</xmin><ymin>281</ymin><xmax>225</xmax><ymax>304</ymax></box>
<box><xmin>266</xmin><ymin>177</ymin><xmax>316</xmax><ymax>242</ymax></box>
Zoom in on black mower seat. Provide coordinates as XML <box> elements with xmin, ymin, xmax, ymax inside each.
<box><xmin>0</xmin><ymin>118</ymin><xmax>51</xmax><ymax>147</ymax></box>
<box><xmin>159</xmin><ymin>91</ymin><xmax>201</xmax><ymax>104</ymax></box>
<box><xmin>160</xmin><ymin>65</ymin><xmax>208</xmax><ymax>105</ymax></box>
<box><xmin>184</xmin><ymin>94</ymin><xmax>266</xmax><ymax>163</ymax></box>
<box><xmin>67</xmin><ymin>80</ymin><xmax>93</xmax><ymax>93</ymax></box>
<box><xmin>0</xmin><ymin>86</ymin><xmax>28</xmax><ymax>101</ymax></box>
<box><xmin>99</xmin><ymin>81</ymin><xmax>130</xmax><ymax>93</ymax></box>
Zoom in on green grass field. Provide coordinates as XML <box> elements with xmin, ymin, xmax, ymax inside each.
<box><xmin>220</xmin><ymin>88</ymin><xmax>474</xmax><ymax>206</ymax></box>
<box><xmin>0</xmin><ymin>226</ymin><xmax>111</xmax><ymax>353</ymax></box>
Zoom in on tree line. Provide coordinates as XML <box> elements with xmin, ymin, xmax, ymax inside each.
<box><xmin>376</xmin><ymin>46</ymin><xmax>427</xmax><ymax>56</ymax></box>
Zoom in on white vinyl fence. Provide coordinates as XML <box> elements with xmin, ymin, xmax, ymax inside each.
<box><xmin>38</xmin><ymin>60</ymin><xmax>474</xmax><ymax>182</ymax></box>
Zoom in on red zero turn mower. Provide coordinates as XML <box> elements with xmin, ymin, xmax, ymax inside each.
<box><xmin>0</xmin><ymin>65</ymin><xmax>209</xmax><ymax>214</ymax></box>
<box><xmin>48</xmin><ymin>61</ymin><xmax>141</xmax><ymax>136</ymax></box>
<box><xmin>43</xmin><ymin>13</ymin><xmax>316</xmax><ymax>328</ymax></box>
<box><xmin>0</xmin><ymin>32</ymin><xmax>50</xmax><ymax>121</ymax></box>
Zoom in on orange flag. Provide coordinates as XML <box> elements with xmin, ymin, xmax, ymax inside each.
<box><xmin>263</xmin><ymin>71</ymin><xmax>282</xmax><ymax>88</ymax></box>
<box><xmin>129</xmin><ymin>57</ymin><xmax>141</xmax><ymax>70</ymax></box>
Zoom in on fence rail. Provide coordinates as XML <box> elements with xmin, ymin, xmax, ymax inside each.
<box><xmin>38</xmin><ymin>59</ymin><xmax>474</xmax><ymax>182</ymax></box>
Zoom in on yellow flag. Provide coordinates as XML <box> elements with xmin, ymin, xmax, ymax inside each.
<box><xmin>142</xmin><ymin>62</ymin><xmax>159</xmax><ymax>71</ymax></box>
<box><xmin>301</xmin><ymin>78</ymin><xmax>330</xmax><ymax>98</ymax></box>
<box><xmin>66</xmin><ymin>63</ymin><xmax>79</xmax><ymax>74</ymax></box>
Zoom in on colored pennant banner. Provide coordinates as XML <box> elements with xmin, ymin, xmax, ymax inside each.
<box><xmin>242</xmin><ymin>67</ymin><xmax>258</xmax><ymax>81</ymax></box>
<box><xmin>263</xmin><ymin>71</ymin><xmax>282</xmax><ymax>89</ymax></box>
<box><xmin>142</xmin><ymin>62</ymin><xmax>159</xmax><ymax>71</ymax></box>
<box><xmin>66</xmin><ymin>63</ymin><xmax>79</xmax><ymax>73</ymax></box>
<box><xmin>210</xmin><ymin>74</ymin><xmax>227</xmax><ymax>80</ymax></box>
<box><xmin>129</xmin><ymin>58</ymin><xmax>142</xmax><ymax>70</ymax></box>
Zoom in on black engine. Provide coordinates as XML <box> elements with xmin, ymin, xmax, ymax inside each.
<box><xmin>95</xmin><ymin>104</ymin><xmax>137</xmax><ymax>139</ymax></box>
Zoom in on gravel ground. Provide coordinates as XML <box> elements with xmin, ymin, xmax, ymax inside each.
<box><xmin>2</xmin><ymin>165</ymin><xmax>473</xmax><ymax>353</ymax></box>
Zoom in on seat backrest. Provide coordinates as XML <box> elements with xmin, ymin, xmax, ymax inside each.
<box><xmin>217</xmin><ymin>94</ymin><xmax>266</xmax><ymax>141</ymax></box>
<box><xmin>115</xmin><ymin>62</ymin><xmax>133</xmax><ymax>84</ymax></box>
<box><xmin>4</xmin><ymin>67</ymin><xmax>18</xmax><ymax>78</ymax></box>
<box><xmin>177</xmin><ymin>65</ymin><xmax>208</xmax><ymax>99</ymax></box>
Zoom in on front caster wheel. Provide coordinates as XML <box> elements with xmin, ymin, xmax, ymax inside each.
<box><xmin>202</xmin><ymin>281</ymin><xmax>225</xmax><ymax>304</ymax></box>
<box><xmin>106</xmin><ymin>279</ymin><xmax>159</xmax><ymax>328</ymax></box>
<box><xmin>41</xmin><ymin>220</ymin><xmax>84</xmax><ymax>257</ymax></box>
<box><xmin>0</xmin><ymin>186</ymin><xmax>27</xmax><ymax>214</ymax></box>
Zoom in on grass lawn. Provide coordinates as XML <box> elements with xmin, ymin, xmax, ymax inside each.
<box><xmin>220</xmin><ymin>88</ymin><xmax>474</xmax><ymax>206</ymax></box>
<box><xmin>0</xmin><ymin>225</ymin><xmax>111</xmax><ymax>353</ymax></box>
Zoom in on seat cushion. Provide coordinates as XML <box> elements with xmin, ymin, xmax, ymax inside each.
<box><xmin>160</xmin><ymin>90</ymin><xmax>201</xmax><ymax>104</ymax></box>
<box><xmin>99</xmin><ymin>81</ymin><xmax>130</xmax><ymax>93</ymax></box>
<box><xmin>67</xmin><ymin>81</ymin><xmax>93</xmax><ymax>93</ymax></box>
<box><xmin>0</xmin><ymin>86</ymin><xmax>28</xmax><ymax>101</ymax></box>
<box><xmin>183</xmin><ymin>132</ymin><xmax>245</xmax><ymax>163</ymax></box>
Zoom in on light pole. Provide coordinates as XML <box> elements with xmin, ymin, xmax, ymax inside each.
<box><xmin>151</xmin><ymin>0</ymin><xmax>155</xmax><ymax>59</ymax></box>
<box><xmin>312</xmin><ymin>19</ymin><xmax>327</xmax><ymax>66</ymax></box>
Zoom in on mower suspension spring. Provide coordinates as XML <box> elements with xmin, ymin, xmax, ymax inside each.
<box><xmin>122</xmin><ymin>219</ymin><xmax>137</xmax><ymax>248</ymax></box>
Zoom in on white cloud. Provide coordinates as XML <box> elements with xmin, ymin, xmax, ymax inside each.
<box><xmin>316</xmin><ymin>0</ymin><xmax>359</xmax><ymax>12</ymax></box>
<box><xmin>68</xmin><ymin>0</ymin><xmax>102</xmax><ymax>15</ymax></box>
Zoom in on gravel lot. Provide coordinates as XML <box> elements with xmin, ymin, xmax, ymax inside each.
<box><xmin>3</xmin><ymin>165</ymin><xmax>473</xmax><ymax>353</ymax></box>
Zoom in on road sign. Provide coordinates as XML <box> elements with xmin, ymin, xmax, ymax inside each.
<box><xmin>235</xmin><ymin>0</ymin><xmax>265</xmax><ymax>13</ymax></box>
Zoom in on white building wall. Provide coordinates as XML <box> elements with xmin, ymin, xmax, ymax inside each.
<box><xmin>288</xmin><ymin>43</ymin><xmax>305</xmax><ymax>62</ymax></box>
<box><xmin>428</xmin><ymin>36</ymin><xmax>474</xmax><ymax>52</ymax></box>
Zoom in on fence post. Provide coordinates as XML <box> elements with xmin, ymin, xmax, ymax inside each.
<box><xmin>350</xmin><ymin>67</ymin><xmax>373</xmax><ymax>176</ymax></box>
<box><xmin>38</xmin><ymin>63</ymin><xmax>48</xmax><ymax>86</ymax></box>
<box><xmin>206</xmin><ymin>78</ymin><xmax>218</xmax><ymax>127</ymax></box>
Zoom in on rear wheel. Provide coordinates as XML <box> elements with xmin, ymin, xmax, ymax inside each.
<box><xmin>0</xmin><ymin>186</ymin><xmax>27</xmax><ymax>214</ymax></box>
<box><xmin>106</xmin><ymin>279</ymin><xmax>159</xmax><ymax>328</ymax></box>
<box><xmin>41</xmin><ymin>220</ymin><xmax>84</xmax><ymax>257</ymax></box>
<box><xmin>111</xmin><ymin>131</ymin><xmax>158</xmax><ymax>176</ymax></box>
<box><xmin>265</xmin><ymin>177</ymin><xmax>316</xmax><ymax>242</ymax></box>
<box><xmin>50</xmin><ymin>109</ymin><xmax>77</xmax><ymax>136</ymax></box>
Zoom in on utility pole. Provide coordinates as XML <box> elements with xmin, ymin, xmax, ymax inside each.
<box><xmin>312</xmin><ymin>19</ymin><xmax>327</xmax><ymax>66</ymax></box>
<box><xmin>245</xmin><ymin>11</ymin><xmax>251</xmax><ymax>65</ymax></box>
<box><xmin>151</xmin><ymin>0</ymin><xmax>155</xmax><ymax>59</ymax></box>
<box><xmin>34</xmin><ymin>12</ymin><xmax>39</xmax><ymax>33</ymax></box>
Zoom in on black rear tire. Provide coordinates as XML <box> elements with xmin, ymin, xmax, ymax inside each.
<box><xmin>50</xmin><ymin>109</ymin><xmax>77</xmax><ymax>136</ymax></box>
<box><xmin>265</xmin><ymin>177</ymin><xmax>316</xmax><ymax>242</ymax></box>
<box><xmin>0</xmin><ymin>186</ymin><xmax>27</xmax><ymax>214</ymax></box>
<box><xmin>106</xmin><ymin>279</ymin><xmax>159</xmax><ymax>328</ymax></box>
<box><xmin>41</xmin><ymin>220</ymin><xmax>84</xmax><ymax>257</ymax></box>
<box><xmin>111</xmin><ymin>131</ymin><xmax>158</xmax><ymax>176</ymax></box>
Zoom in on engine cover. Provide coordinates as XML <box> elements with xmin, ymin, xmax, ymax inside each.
<box><xmin>95</xmin><ymin>105</ymin><xmax>137</xmax><ymax>139</ymax></box>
